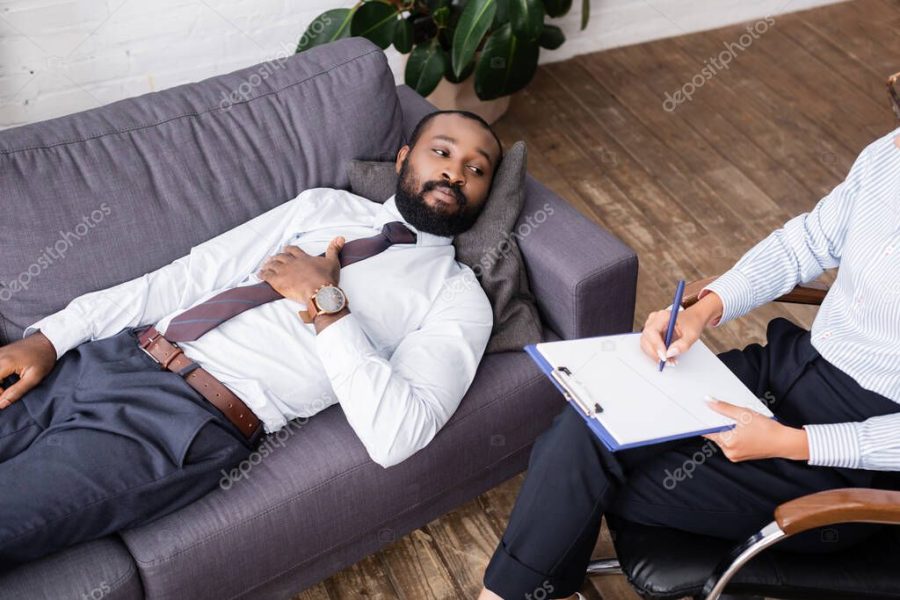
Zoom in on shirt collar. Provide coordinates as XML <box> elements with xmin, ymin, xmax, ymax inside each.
<box><xmin>372</xmin><ymin>194</ymin><xmax>454</xmax><ymax>247</ymax></box>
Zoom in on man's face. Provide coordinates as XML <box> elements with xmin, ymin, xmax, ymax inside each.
<box><xmin>393</xmin><ymin>113</ymin><xmax>501</xmax><ymax>237</ymax></box>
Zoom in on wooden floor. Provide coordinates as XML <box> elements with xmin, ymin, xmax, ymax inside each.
<box><xmin>295</xmin><ymin>1</ymin><xmax>899</xmax><ymax>598</ymax></box>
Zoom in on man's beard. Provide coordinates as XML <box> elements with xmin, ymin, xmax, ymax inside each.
<box><xmin>393</xmin><ymin>157</ymin><xmax>483</xmax><ymax>237</ymax></box>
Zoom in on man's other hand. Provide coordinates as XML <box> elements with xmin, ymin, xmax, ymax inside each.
<box><xmin>257</xmin><ymin>236</ymin><xmax>345</xmax><ymax>303</ymax></box>
<box><xmin>0</xmin><ymin>332</ymin><xmax>57</xmax><ymax>408</ymax></box>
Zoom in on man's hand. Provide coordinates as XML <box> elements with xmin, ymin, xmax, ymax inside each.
<box><xmin>258</xmin><ymin>236</ymin><xmax>345</xmax><ymax>303</ymax></box>
<box><xmin>0</xmin><ymin>332</ymin><xmax>57</xmax><ymax>409</ymax></box>
<box><xmin>703</xmin><ymin>398</ymin><xmax>810</xmax><ymax>462</ymax></box>
<box><xmin>639</xmin><ymin>291</ymin><xmax>724</xmax><ymax>365</ymax></box>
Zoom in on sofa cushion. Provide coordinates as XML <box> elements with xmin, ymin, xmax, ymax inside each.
<box><xmin>0</xmin><ymin>36</ymin><xmax>403</xmax><ymax>345</ymax></box>
<box><xmin>347</xmin><ymin>141</ymin><xmax>545</xmax><ymax>354</ymax></box>
<box><xmin>0</xmin><ymin>536</ymin><xmax>142</xmax><ymax>600</ymax></box>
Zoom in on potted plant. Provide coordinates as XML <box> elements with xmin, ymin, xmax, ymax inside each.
<box><xmin>296</xmin><ymin>0</ymin><xmax>590</xmax><ymax>123</ymax></box>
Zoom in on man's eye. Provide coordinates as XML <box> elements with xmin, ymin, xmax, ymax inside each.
<box><xmin>469</xmin><ymin>166</ymin><xmax>483</xmax><ymax>175</ymax></box>
<box><xmin>433</xmin><ymin>149</ymin><xmax>448</xmax><ymax>156</ymax></box>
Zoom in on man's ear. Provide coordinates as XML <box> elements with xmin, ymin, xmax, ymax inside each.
<box><xmin>395</xmin><ymin>145</ymin><xmax>409</xmax><ymax>174</ymax></box>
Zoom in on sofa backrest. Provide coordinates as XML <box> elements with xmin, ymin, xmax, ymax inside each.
<box><xmin>0</xmin><ymin>37</ymin><xmax>403</xmax><ymax>345</ymax></box>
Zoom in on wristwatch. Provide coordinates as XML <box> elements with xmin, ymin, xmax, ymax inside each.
<box><xmin>298</xmin><ymin>283</ymin><xmax>348</xmax><ymax>324</ymax></box>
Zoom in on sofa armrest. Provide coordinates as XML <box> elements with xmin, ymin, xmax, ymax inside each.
<box><xmin>518</xmin><ymin>176</ymin><xmax>638</xmax><ymax>340</ymax></box>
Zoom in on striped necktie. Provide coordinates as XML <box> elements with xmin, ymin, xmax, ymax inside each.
<box><xmin>163</xmin><ymin>221</ymin><xmax>416</xmax><ymax>342</ymax></box>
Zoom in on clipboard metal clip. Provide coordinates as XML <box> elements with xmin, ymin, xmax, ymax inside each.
<box><xmin>550</xmin><ymin>365</ymin><xmax>604</xmax><ymax>417</ymax></box>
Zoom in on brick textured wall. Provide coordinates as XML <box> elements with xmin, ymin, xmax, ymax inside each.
<box><xmin>0</xmin><ymin>0</ymin><xmax>845</xmax><ymax>129</ymax></box>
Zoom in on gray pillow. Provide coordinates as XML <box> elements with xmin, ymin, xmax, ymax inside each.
<box><xmin>347</xmin><ymin>140</ymin><xmax>544</xmax><ymax>353</ymax></box>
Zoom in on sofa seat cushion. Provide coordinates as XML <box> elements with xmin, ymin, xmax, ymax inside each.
<box><xmin>0</xmin><ymin>536</ymin><xmax>142</xmax><ymax>600</ymax></box>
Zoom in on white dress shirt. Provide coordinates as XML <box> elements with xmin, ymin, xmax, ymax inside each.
<box><xmin>24</xmin><ymin>189</ymin><xmax>494</xmax><ymax>468</ymax></box>
<box><xmin>702</xmin><ymin>127</ymin><xmax>900</xmax><ymax>471</ymax></box>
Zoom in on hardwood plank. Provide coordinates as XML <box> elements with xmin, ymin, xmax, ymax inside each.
<box><xmin>378</xmin><ymin>529</ymin><xmax>461</xmax><ymax>600</ymax></box>
<box><xmin>682</xmin><ymin>24</ymin><xmax>872</xmax><ymax>155</ymax></box>
<box><xmin>802</xmin><ymin>0</ymin><xmax>900</xmax><ymax>80</ymax></box>
<box><xmin>778</xmin><ymin>19</ymin><xmax>890</xmax><ymax>123</ymax></box>
<box><xmin>766</xmin><ymin>21</ymin><xmax>886</xmax><ymax>129</ymax></box>
<box><xmin>324</xmin><ymin>554</ymin><xmax>396</xmax><ymax>600</ymax></box>
<box><xmin>611</xmin><ymin>34</ymin><xmax>842</xmax><ymax>202</ymax></box>
<box><xmin>292</xmin><ymin>582</ymin><xmax>332</xmax><ymax>600</ymax></box>
<box><xmin>667</xmin><ymin>28</ymin><xmax>860</xmax><ymax>180</ymax></box>
<box><xmin>424</xmin><ymin>498</ymin><xmax>507</xmax><ymax>597</ymax></box>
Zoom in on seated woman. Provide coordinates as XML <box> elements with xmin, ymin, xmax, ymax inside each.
<box><xmin>479</xmin><ymin>126</ymin><xmax>900</xmax><ymax>600</ymax></box>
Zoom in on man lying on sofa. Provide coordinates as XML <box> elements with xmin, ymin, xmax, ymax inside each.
<box><xmin>0</xmin><ymin>110</ymin><xmax>499</xmax><ymax>569</ymax></box>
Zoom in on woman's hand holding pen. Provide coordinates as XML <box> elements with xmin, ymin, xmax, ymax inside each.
<box><xmin>639</xmin><ymin>291</ymin><xmax>724</xmax><ymax>366</ymax></box>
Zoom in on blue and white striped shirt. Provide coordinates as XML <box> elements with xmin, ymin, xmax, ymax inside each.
<box><xmin>701</xmin><ymin>127</ymin><xmax>900</xmax><ymax>472</ymax></box>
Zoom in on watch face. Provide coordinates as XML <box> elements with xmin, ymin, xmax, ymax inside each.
<box><xmin>315</xmin><ymin>286</ymin><xmax>345</xmax><ymax>312</ymax></box>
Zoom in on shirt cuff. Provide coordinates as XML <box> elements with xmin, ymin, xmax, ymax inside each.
<box><xmin>700</xmin><ymin>269</ymin><xmax>756</xmax><ymax>326</ymax></box>
<box><xmin>314</xmin><ymin>311</ymin><xmax>376</xmax><ymax>381</ymax></box>
<box><xmin>22</xmin><ymin>312</ymin><xmax>90</xmax><ymax>360</ymax></box>
<box><xmin>803</xmin><ymin>422</ymin><xmax>863</xmax><ymax>469</ymax></box>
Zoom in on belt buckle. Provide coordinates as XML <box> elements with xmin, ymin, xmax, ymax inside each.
<box><xmin>138</xmin><ymin>331</ymin><xmax>171</xmax><ymax>368</ymax></box>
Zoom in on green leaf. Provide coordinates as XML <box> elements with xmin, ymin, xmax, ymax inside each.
<box><xmin>581</xmin><ymin>0</ymin><xmax>590</xmax><ymax>30</ymax></box>
<box><xmin>445</xmin><ymin>56</ymin><xmax>475</xmax><ymax>83</ymax></box>
<box><xmin>451</xmin><ymin>0</ymin><xmax>497</xmax><ymax>79</ymax></box>
<box><xmin>509</xmin><ymin>0</ymin><xmax>543</xmax><ymax>42</ymax></box>
<box><xmin>474</xmin><ymin>22</ymin><xmax>539</xmax><ymax>100</ymax></box>
<box><xmin>296</xmin><ymin>8</ymin><xmax>354</xmax><ymax>53</ymax></box>
<box><xmin>543</xmin><ymin>0</ymin><xmax>572</xmax><ymax>18</ymax></box>
<box><xmin>350</xmin><ymin>0</ymin><xmax>399</xmax><ymax>50</ymax></box>
<box><xmin>405</xmin><ymin>39</ymin><xmax>448</xmax><ymax>97</ymax></box>
<box><xmin>538</xmin><ymin>23</ymin><xmax>564</xmax><ymax>49</ymax></box>
<box><xmin>492</xmin><ymin>0</ymin><xmax>510</xmax><ymax>28</ymax></box>
<box><xmin>432</xmin><ymin>5</ymin><xmax>450</xmax><ymax>27</ymax></box>
<box><xmin>394</xmin><ymin>17</ymin><xmax>414</xmax><ymax>53</ymax></box>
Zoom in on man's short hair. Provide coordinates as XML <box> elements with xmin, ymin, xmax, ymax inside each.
<box><xmin>407</xmin><ymin>110</ymin><xmax>504</xmax><ymax>167</ymax></box>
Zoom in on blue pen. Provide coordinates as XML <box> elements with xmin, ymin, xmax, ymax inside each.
<box><xmin>659</xmin><ymin>279</ymin><xmax>686</xmax><ymax>372</ymax></box>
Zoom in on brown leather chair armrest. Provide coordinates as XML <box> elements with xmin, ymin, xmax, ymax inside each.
<box><xmin>774</xmin><ymin>488</ymin><xmax>900</xmax><ymax>535</ymax></box>
<box><xmin>681</xmin><ymin>276</ymin><xmax>829</xmax><ymax>309</ymax></box>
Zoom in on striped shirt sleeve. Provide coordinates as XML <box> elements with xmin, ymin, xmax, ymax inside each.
<box><xmin>700</xmin><ymin>142</ymin><xmax>870</xmax><ymax>326</ymax></box>
<box><xmin>805</xmin><ymin>413</ymin><xmax>900</xmax><ymax>471</ymax></box>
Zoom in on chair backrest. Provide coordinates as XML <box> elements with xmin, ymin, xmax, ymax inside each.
<box><xmin>0</xmin><ymin>37</ymin><xmax>404</xmax><ymax>345</ymax></box>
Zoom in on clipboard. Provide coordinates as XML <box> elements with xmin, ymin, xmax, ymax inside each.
<box><xmin>525</xmin><ymin>333</ymin><xmax>773</xmax><ymax>452</ymax></box>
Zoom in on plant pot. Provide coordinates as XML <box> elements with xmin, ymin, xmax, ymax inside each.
<box><xmin>424</xmin><ymin>74</ymin><xmax>511</xmax><ymax>125</ymax></box>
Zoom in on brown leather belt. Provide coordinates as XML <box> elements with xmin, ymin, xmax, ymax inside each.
<box><xmin>136</xmin><ymin>326</ymin><xmax>261</xmax><ymax>439</ymax></box>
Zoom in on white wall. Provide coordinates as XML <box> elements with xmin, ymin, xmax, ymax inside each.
<box><xmin>0</xmin><ymin>0</ymin><xmax>846</xmax><ymax>129</ymax></box>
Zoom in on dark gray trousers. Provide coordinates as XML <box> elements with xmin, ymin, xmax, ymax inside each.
<box><xmin>0</xmin><ymin>326</ymin><xmax>262</xmax><ymax>571</ymax></box>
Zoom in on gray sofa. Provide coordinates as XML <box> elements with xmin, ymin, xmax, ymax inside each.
<box><xmin>0</xmin><ymin>37</ymin><xmax>637</xmax><ymax>599</ymax></box>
